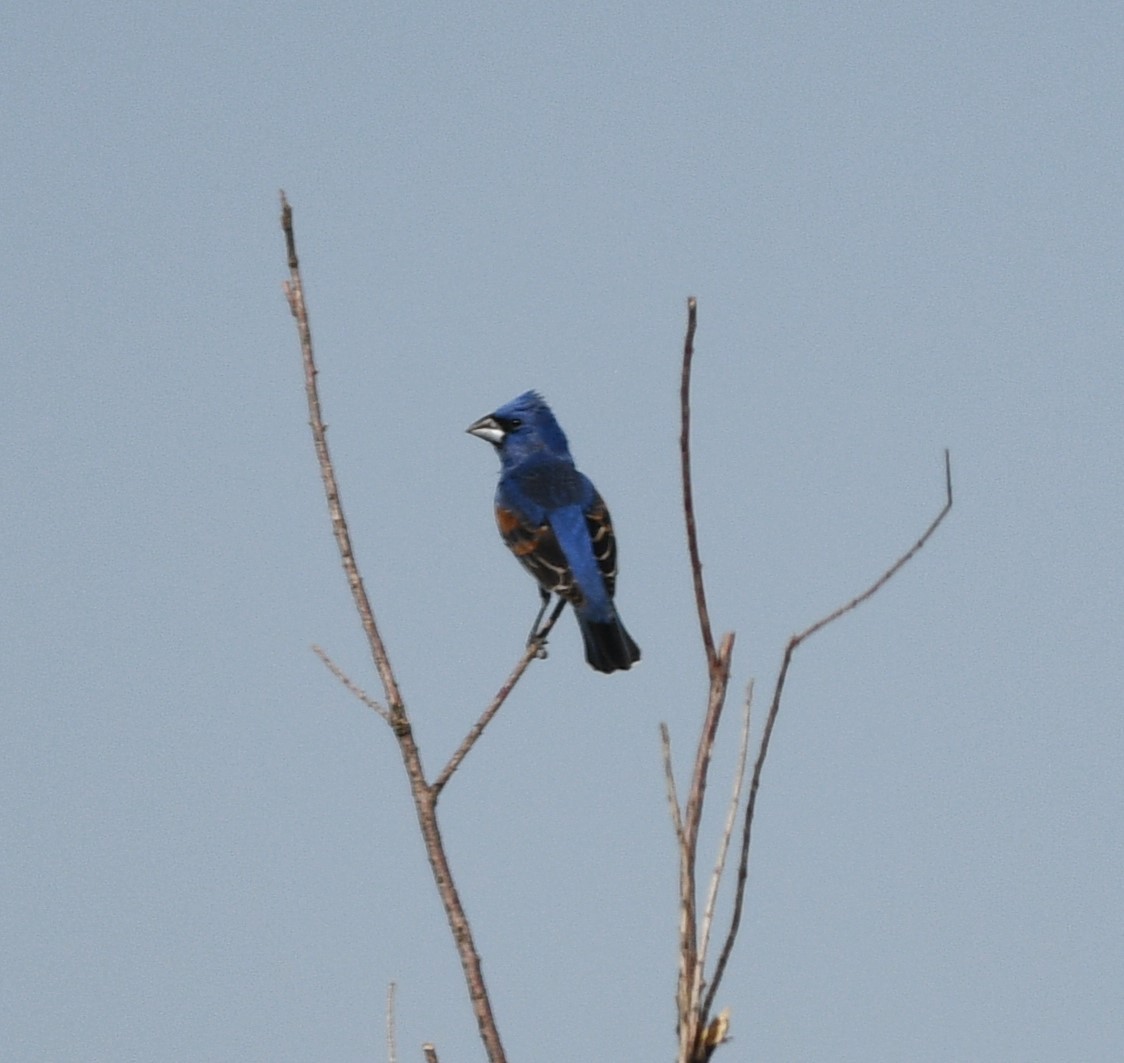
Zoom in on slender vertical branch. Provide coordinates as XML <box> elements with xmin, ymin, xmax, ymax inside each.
<box><xmin>281</xmin><ymin>194</ymin><xmax>404</xmax><ymax>718</ymax></box>
<box><xmin>673</xmin><ymin>296</ymin><xmax>740</xmax><ymax>1062</ymax></box>
<box><xmin>679</xmin><ymin>297</ymin><xmax>716</xmax><ymax>667</ymax></box>
<box><xmin>280</xmin><ymin>193</ymin><xmax>507</xmax><ymax>1063</ymax></box>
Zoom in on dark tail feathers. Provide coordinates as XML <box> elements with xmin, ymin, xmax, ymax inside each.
<box><xmin>578</xmin><ymin>614</ymin><xmax>641</xmax><ymax>674</ymax></box>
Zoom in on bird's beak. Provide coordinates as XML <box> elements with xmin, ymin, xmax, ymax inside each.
<box><xmin>466</xmin><ymin>413</ymin><xmax>505</xmax><ymax>446</ymax></box>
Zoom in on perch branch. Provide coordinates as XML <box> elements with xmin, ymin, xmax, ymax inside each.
<box><xmin>432</xmin><ymin>598</ymin><xmax>566</xmax><ymax>796</ymax></box>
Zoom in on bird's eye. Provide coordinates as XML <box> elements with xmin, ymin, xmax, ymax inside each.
<box><xmin>509</xmin><ymin>418</ymin><xmax>522</xmax><ymax>428</ymax></box>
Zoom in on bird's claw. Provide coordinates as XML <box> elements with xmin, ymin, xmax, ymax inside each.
<box><xmin>527</xmin><ymin>636</ymin><xmax>549</xmax><ymax>660</ymax></box>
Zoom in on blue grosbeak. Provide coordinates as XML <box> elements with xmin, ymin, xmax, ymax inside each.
<box><xmin>468</xmin><ymin>391</ymin><xmax>640</xmax><ymax>674</ymax></box>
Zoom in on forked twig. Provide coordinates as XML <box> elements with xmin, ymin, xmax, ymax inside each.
<box><xmin>668</xmin><ymin>296</ymin><xmax>953</xmax><ymax>1060</ymax></box>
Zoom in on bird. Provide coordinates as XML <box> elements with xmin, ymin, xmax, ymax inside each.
<box><xmin>467</xmin><ymin>390</ymin><xmax>640</xmax><ymax>674</ymax></box>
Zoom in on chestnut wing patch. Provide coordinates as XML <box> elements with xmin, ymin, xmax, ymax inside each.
<box><xmin>496</xmin><ymin>505</ymin><xmax>581</xmax><ymax>604</ymax></box>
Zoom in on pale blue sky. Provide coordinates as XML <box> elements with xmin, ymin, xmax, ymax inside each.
<box><xmin>3</xmin><ymin>2</ymin><xmax>1122</xmax><ymax>1060</ymax></box>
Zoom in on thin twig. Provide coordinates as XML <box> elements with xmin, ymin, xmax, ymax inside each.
<box><xmin>422</xmin><ymin>1045</ymin><xmax>439</xmax><ymax>1063</ymax></box>
<box><xmin>681</xmin><ymin>635</ymin><xmax>735</xmax><ymax>862</ymax></box>
<box><xmin>432</xmin><ymin>599</ymin><xmax>565</xmax><ymax>797</ymax></box>
<box><xmin>701</xmin><ymin>450</ymin><xmax>954</xmax><ymax>1022</ymax></box>
<box><xmin>314</xmin><ymin>645</ymin><xmax>390</xmax><ymax>721</ymax></box>
<box><xmin>664</xmin><ymin>717</ymin><xmax>697</xmax><ymax>1059</ymax></box>
<box><xmin>679</xmin><ymin>297</ymin><xmax>716</xmax><ymax>666</ymax></box>
<box><xmin>795</xmin><ymin>449</ymin><xmax>953</xmax><ymax>644</ymax></box>
<box><xmin>387</xmin><ymin>983</ymin><xmax>398</xmax><ymax>1063</ymax></box>
<box><xmin>696</xmin><ymin>681</ymin><xmax>754</xmax><ymax>986</ymax></box>
<box><xmin>659</xmin><ymin>723</ymin><xmax>686</xmax><ymax>847</ymax></box>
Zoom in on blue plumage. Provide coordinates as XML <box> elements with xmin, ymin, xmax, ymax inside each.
<box><xmin>468</xmin><ymin>391</ymin><xmax>640</xmax><ymax>674</ymax></box>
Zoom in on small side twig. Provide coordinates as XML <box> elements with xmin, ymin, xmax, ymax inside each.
<box><xmin>422</xmin><ymin>1045</ymin><xmax>439</xmax><ymax>1063</ymax></box>
<box><xmin>314</xmin><ymin>645</ymin><xmax>389</xmax><ymax>721</ymax></box>
<box><xmin>387</xmin><ymin>982</ymin><xmax>398</xmax><ymax>1063</ymax></box>
<box><xmin>796</xmin><ymin>449</ymin><xmax>953</xmax><ymax>644</ymax></box>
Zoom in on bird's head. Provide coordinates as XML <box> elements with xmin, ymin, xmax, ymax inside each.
<box><xmin>467</xmin><ymin>390</ymin><xmax>573</xmax><ymax>465</ymax></box>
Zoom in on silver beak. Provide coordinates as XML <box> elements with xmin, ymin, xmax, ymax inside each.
<box><xmin>466</xmin><ymin>414</ymin><xmax>505</xmax><ymax>446</ymax></box>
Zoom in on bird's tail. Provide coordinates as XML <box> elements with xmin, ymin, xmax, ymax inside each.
<box><xmin>577</xmin><ymin>611</ymin><xmax>641</xmax><ymax>674</ymax></box>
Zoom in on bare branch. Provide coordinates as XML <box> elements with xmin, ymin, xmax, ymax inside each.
<box><xmin>281</xmin><ymin>193</ymin><xmax>404</xmax><ymax>720</ymax></box>
<box><xmin>422</xmin><ymin>1045</ymin><xmax>439</xmax><ymax>1063</ymax></box>
<box><xmin>679</xmin><ymin>297</ymin><xmax>717</xmax><ymax>666</ymax></box>
<box><xmin>432</xmin><ymin>599</ymin><xmax>566</xmax><ymax>797</ymax></box>
<box><xmin>313</xmin><ymin>644</ymin><xmax>389</xmax><ymax>721</ymax></box>
<box><xmin>701</xmin><ymin>450</ymin><xmax>954</xmax><ymax>1021</ymax></box>
<box><xmin>387</xmin><ymin>982</ymin><xmax>398</xmax><ymax>1063</ymax></box>
<box><xmin>281</xmin><ymin>194</ymin><xmax>507</xmax><ymax>1063</ymax></box>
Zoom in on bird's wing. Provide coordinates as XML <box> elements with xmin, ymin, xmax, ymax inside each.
<box><xmin>497</xmin><ymin>461</ymin><xmax>618</xmax><ymax>610</ymax></box>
